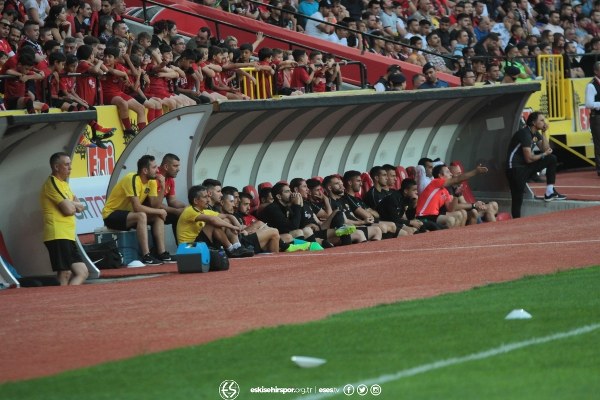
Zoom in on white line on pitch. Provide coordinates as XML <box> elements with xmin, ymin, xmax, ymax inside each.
<box><xmin>284</xmin><ymin>238</ymin><xmax>600</xmax><ymax>257</ymax></box>
<box><xmin>297</xmin><ymin>323</ymin><xmax>600</xmax><ymax>400</ymax></box>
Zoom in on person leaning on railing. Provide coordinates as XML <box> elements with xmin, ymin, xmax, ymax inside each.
<box><xmin>0</xmin><ymin>49</ymin><xmax>49</xmax><ymax>113</ymax></box>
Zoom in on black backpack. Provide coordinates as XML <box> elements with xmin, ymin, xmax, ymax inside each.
<box><xmin>209</xmin><ymin>248</ymin><xmax>229</xmax><ymax>271</ymax></box>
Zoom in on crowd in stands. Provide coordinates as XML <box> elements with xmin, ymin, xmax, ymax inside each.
<box><xmin>201</xmin><ymin>0</ymin><xmax>600</xmax><ymax>83</ymax></box>
<box><xmin>3</xmin><ymin>0</ymin><xmax>599</xmax><ymax>123</ymax></box>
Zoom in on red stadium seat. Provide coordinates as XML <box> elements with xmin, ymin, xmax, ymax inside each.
<box><xmin>450</xmin><ymin>161</ymin><xmax>476</xmax><ymax>203</ymax></box>
<box><xmin>395</xmin><ymin>166</ymin><xmax>408</xmax><ymax>190</ymax></box>
<box><xmin>242</xmin><ymin>185</ymin><xmax>260</xmax><ymax>210</ymax></box>
<box><xmin>450</xmin><ymin>160</ymin><xmax>511</xmax><ymax>221</ymax></box>
<box><xmin>406</xmin><ymin>166</ymin><xmax>416</xmax><ymax>180</ymax></box>
<box><xmin>361</xmin><ymin>172</ymin><xmax>373</xmax><ymax>195</ymax></box>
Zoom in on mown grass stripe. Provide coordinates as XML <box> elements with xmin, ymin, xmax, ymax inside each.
<box><xmin>299</xmin><ymin>323</ymin><xmax>600</xmax><ymax>400</ymax></box>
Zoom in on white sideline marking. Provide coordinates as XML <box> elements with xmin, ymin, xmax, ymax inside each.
<box><xmin>285</xmin><ymin>238</ymin><xmax>600</xmax><ymax>257</ymax></box>
<box><xmin>296</xmin><ymin>323</ymin><xmax>600</xmax><ymax>400</ymax></box>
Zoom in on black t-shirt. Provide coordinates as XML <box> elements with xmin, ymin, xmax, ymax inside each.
<box><xmin>506</xmin><ymin>127</ymin><xmax>542</xmax><ymax>169</ymax></box>
<box><xmin>330</xmin><ymin>194</ymin><xmax>360</xmax><ymax>221</ymax></box>
<box><xmin>363</xmin><ymin>187</ymin><xmax>391</xmax><ymax>210</ymax></box>
<box><xmin>377</xmin><ymin>191</ymin><xmax>414</xmax><ymax>225</ymax></box>
<box><xmin>260</xmin><ymin>201</ymin><xmax>302</xmax><ymax>234</ymax></box>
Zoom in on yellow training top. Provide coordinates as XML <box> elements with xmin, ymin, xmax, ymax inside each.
<box><xmin>176</xmin><ymin>205</ymin><xmax>219</xmax><ymax>244</ymax></box>
<box><xmin>101</xmin><ymin>172</ymin><xmax>158</xmax><ymax>219</ymax></box>
<box><xmin>40</xmin><ymin>176</ymin><xmax>77</xmax><ymax>242</ymax></box>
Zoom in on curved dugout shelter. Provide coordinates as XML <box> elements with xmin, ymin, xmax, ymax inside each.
<box><xmin>1</xmin><ymin>83</ymin><xmax>538</xmax><ymax>280</ymax></box>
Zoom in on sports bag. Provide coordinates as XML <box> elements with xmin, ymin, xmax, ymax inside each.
<box><xmin>83</xmin><ymin>240</ymin><xmax>123</xmax><ymax>269</ymax></box>
<box><xmin>209</xmin><ymin>248</ymin><xmax>230</xmax><ymax>271</ymax></box>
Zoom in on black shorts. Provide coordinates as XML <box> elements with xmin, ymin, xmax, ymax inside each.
<box><xmin>132</xmin><ymin>94</ymin><xmax>147</xmax><ymax>105</ymax></box>
<box><xmin>44</xmin><ymin>239</ymin><xmax>83</xmax><ymax>272</ymax></box>
<box><xmin>51</xmin><ymin>98</ymin><xmax>69</xmax><ymax>108</ymax></box>
<box><xmin>195</xmin><ymin>230</ymin><xmax>218</xmax><ymax>249</ymax></box>
<box><xmin>103</xmin><ymin>210</ymin><xmax>131</xmax><ymax>231</ymax></box>
<box><xmin>240</xmin><ymin>232</ymin><xmax>261</xmax><ymax>252</ymax></box>
<box><xmin>4</xmin><ymin>97</ymin><xmax>20</xmax><ymax>110</ymax></box>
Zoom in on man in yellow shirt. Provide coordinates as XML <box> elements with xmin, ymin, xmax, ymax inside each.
<box><xmin>102</xmin><ymin>155</ymin><xmax>172</xmax><ymax>265</ymax></box>
<box><xmin>177</xmin><ymin>185</ymin><xmax>253</xmax><ymax>258</ymax></box>
<box><xmin>40</xmin><ymin>152</ymin><xmax>89</xmax><ymax>285</ymax></box>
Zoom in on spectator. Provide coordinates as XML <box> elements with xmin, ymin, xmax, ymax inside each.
<box><xmin>460</xmin><ymin>68</ymin><xmax>476</xmax><ymax>86</ymax></box>
<box><xmin>412</xmin><ymin>72</ymin><xmax>426</xmax><ymax>88</ymax></box>
<box><xmin>103</xmin><ymin>46</ymin><xmax>148</xmax><ymax>136</ymax></box>
<box><xmin>63</xmin><ymin>36</ymin><xmax>77</xmax><ymax>55</ymax></box>
<box><xmin>305</xmin><ymin>0</ymin><xmax>334</xmax><ymax>40</ymax></box>
<box><xmin>73</xmin><ymin>0</ymin><xmax>91</xmax><ymax>37</ymax></box>
<box><xmin>185</xmin><ymin>26</ymin><xmax>212</xmax><ymax>51</ymax></box>
<box><xmin>372</xmin><ymin>64</ymin><xmax>401</xmax><ymax>91</ymax></box>
<box><xmin>25</xmin><ymin>0</ymin><xmax>49</xmax><ymax>27</ymax></box>
<box><xmin>170</xmin><ymin>36</ymin><xmax>185</xmax><ymax>59</ymax></box>
<box><xmin>505</xmin><ymin>112</ymin><xmax>566</xmax><ymax>218</ymax></box>
<box><xmin>484</xmin><ymin>63</ymin><xmax>500</xmax><ymax>84</ymax></box>
<box><xmin>501</xmin><ymin>64</ymin><xmax>520</xmax><ymax>83</ymax></box>
<box><xmin>0</xmin><ymin>50</ymin><xmax>48</xmax><ymax>113</ymax></box>
<box><xmin>101</xmin><ymin>155</ymin><xmax>174</xmax><ymax>265</ymax></box>
<box><xmin>98</xmin><ymin>14</ymin><xmax>113</xmax><ymax>43</ymax></box>
<box><xmin>0</xmin><ymin>18</ymin><xmax>15</xmax><ymax>57</ymax></box>
<box><xmin>419</xmin><ymin>62</ymin><xmax>449</xmax><ymax>88</ymax></box>
<box><xmin>40</xmin><ymin>152</ymin><xmax>88</xmax><ymax>285</ymax></box>
<box><xmin>425</xmin><ymin>31</ymin><xmax>451</xmax><ymax>72</ymax></box>
<box><xmin>44</xmin><ymin>5</ymin><xmax>71</xmax><ymax>43</ymax></box>
<box><xmin>289</xmin><ymin>48</ymin><xmax>315</xmax><ymax>92</ymax></box>
<box><xmin>298</xmin><ymin>0</ymin><xmax>319</xmax><ymax>28</ymax></box>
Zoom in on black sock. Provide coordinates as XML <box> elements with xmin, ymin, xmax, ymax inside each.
<box><xmin>279</xmin><ymin>239</ymin><xmax>289</xmax><ymax>251</ymax></box>
<box><xmin>382</xmin><ymin>232</ymin><xmax>396</xmax><ymax>240</ymax></box>
<box><xmin>305</xmin><ymin>234</ymin><xmax>316</xmax><ymax>242</ymax></box>
<box><xmin>340</xmin><ymin>235</ymin><xmax>352</xmax><ymax>246</ymax></box>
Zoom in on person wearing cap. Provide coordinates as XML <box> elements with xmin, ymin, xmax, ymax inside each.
<box><xmin>501</xmin><ymin>43</ymin><xmax>531</xmax><ymax>80</ymax></box>
<box><xmin>388</xmin><ymin>73</ymin><xmax>406</xmax><ymax>90</ymax></box>
<box><xmin>297</xmin><ymin>0</ymin><xmax>319</xmax><ymax>29</ymax></box>
<box><xmin>501</xmin><ymin>65</ymin><xmax>520</xmax><ymax>83</ymax></box>
<box><xmin>584</xmin><ymin>61</ymin><xmax>600</xmax><ymax>177</ymax></box>
<box><xmin>305</xmin><ymin>0</ymin><xmax>334</xmax><ymax>40</ymax></box>
<box><xmin>418</xmin><ymin>62</ymin><xmax>449</xmax><ymax>89</ymax></box>
<box><xmin>372</xmin><ymin>64</ymin><xmax>403</xmax><ymax>91</ymax></box>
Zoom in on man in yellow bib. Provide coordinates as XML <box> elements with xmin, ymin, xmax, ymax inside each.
<box><xmin>177</xmin><ymin>185</ymin><xmax>254</xmax><ymax>258</ymax></box>
<box><xmin>40</xmin><ymin>152</ymin><xmax>89</xmax><ymax>285</ymax></box>
<box><xmin>101</xmin><ymin>155</ymin><xmax>172</xmax><ymax>265</ymax></box>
